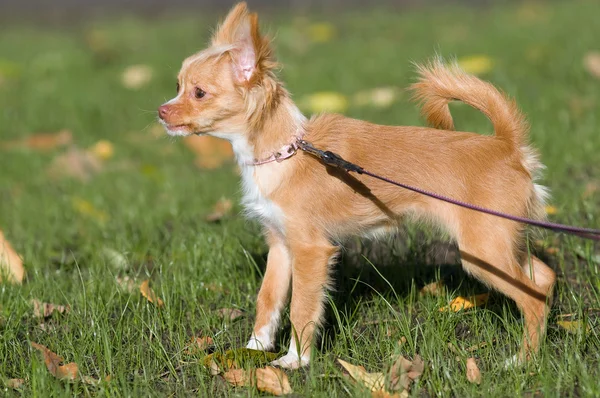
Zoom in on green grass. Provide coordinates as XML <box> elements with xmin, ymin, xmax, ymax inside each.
<box><xmin>1</xmin><ymin>1</ymin><xmax>600</xmax><ymax>396</ymax></box>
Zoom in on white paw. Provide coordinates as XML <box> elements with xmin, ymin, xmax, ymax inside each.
<box><xmin>504</xmin><ymin>354</ymin><xmax>523</xmax><ymax>369</ymax></box>
<box><xmin>270</xmin><ymin>353</ymin><xmax>310</xmax><ymax>369</ymax></box>
<box><xmin>246</xmin><ymin>335</ymin><xmax>273</xmax><ymax>351</ymax></box>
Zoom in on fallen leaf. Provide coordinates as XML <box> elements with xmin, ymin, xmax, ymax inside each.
<box><xmin>1</xmin><ymin>130</ymin><xmax>72</xmax><ymax>151</ymax></box>
<box><xmin>466</xmin><ymin>357</ymin><xmax>481</xmax><ymax>384</ymax></box>
<box><xmin>206</xmin><ymin>198</ymin><xmax>233</xmax><ymax>222</ymax></box>
<box><xmin>457</xmin><ymin>55</ymin><xmax>493</xmax><ymax>75</ymax></box>
<box><xmin>308</xmin><ymin>22</ymin><xmax>336</xmax><ymax>43</ymax></box>
<box><xmin>6</xmin><ymin>378</ymin><xmax>25</xmax><ymax>389</ymax></box>
<box><xmin>48</xmin><ymin>147</ymin><xmax>102</xmax><ymax>182</ymax></box>
<box><xmin>222</xmin><ymin>366</ymin><xmax>292</xmax><ymax>395</ymax></box>
<box><xmin>205</xmin><ymin>349</ymin><xmax>279</xmax><ymax>373</ymax></box>
<box><xmin>388</xmin><ymin>355</ymin><xmax>424</xmax><ymax>392</ymax></box>
<box><xmin>71</xmin><ymin>197</ymin><xmax>108</xmax><ymax>224</ymax></box>
<box><xmin>30</xmin><ymin>342</ymin><xmax>78</xmax><ymax>380</ymax></box>
<box><xmin>583</xmin><ymin>182</ymin><xmax>598</xmax><ymax>199</ymax></box>
<box><xmin>439</xmin><ymin>294</ymin><xmax>489</xmax><ymax>312</ymax></box>
<box><xmin>338</xmin><ymin>358</ymin><xmax>385</xmax><ymax>392</ymax></box>
<box><xmin>557</xmin><ymin>320</ymin><xmax>591</xmax><ymax>334</ymax></box>
<box><xmin>398</xmin><ymin>336</ymin><xmax>407</xmax><ymax>347</ymax></box>
<box><xmin>185</xmin><ymin>336</ymin><xmax>214</xmax><ymax>354</ymax></box>
<box><xmin>88</xmin><ymin>140</ymin><xmax>114</xmax><ymax>160</ymax></box>
<box><xmin>545</xmin><ymin>247</ymin><xmax>560</xmax><ymax>255</ymax></box>
<box><xmin>300</xmin><ymin>92</ymin><xmax>348</xmax><ymax>114</ymax></box>
<box><xmin>583</xmin><ymin>52</ymin><xmax>600</xmax><ymax>79</ymax></box>
<box><xmin>121</xmin><ymin>64</ymin><xmax>153</xmax><ymax>89</ymax></box>
<box><xmin>139</xmin><ymin>279</ymin><xmax>164</xmax><ymax>307</ymax></box>
<box><xmin>419</xmin><ymin>280</ymin><xmax>445</xmax><ymax>297</ymax></box>
<box><xmin>0</xmin><ymin>230</ymin><xmax>25</xmax><ymax>284</ymax></box>
<box><xmin>353</xmin><ymin>87</ymin><xmax>399</xmax><ymax>108</ymax></box>
<box><xmin>544</xmin><ymin>205</ymin><xmax>558</xmax><ymax>215</ymax></box>
<box><xmin>217</xmin><ymin>308</ymin><xmax>243</xmax><ymax>321</ymax></box>
<box><xmin>183</xmin><ymin>135</ymin><xmax>233</xmax><ymax>169</ymax></box>
<box><xmin>31</xmin><ymin>299</ymin><xmax>70</xmax><ymax>318</ymax></box>
<box><xmin>465</xmin><ymin>340</ymin><xmax>494</xmax><ymax>352</ymax></box>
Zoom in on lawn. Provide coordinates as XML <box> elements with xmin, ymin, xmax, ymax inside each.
<box><xmin>1</xmin><ymin>1</ymin><xmax>600</xmax><ymax>396</ymax></box>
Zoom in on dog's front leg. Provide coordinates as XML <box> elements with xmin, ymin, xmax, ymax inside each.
<box><xmin>246</xmin><ymin>230</ymin><xmax>292</xmax><ymax>351</ymax></box>
<box><xmin>271</xmin><ymin>235</ymin><xmax>337</xmax><ymax>369</ymax></box>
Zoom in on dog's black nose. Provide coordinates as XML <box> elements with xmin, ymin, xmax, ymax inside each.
<box><xmin>158</xmin><ymin>104</ymin><xmax>169</xmax><ymax>120</ymax></box>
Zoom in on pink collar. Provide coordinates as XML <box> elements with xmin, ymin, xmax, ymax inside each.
<box><xmin>250</xmin><ymin>131</ymin><xmax>305</xmax><ymax>166</ymax></box>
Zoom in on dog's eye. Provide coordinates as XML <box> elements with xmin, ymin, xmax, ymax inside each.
<box><xmin>176</xmin><ymin>82</ymin><xmax>180</xmax><ymax>93</ymax></box>
<box><xmin>195</xmin><ymin>88</ymin><xmax>206</xmax><ymax>99</ymax></box>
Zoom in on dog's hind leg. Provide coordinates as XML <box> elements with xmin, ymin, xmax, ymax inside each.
<box><xmin>457</xmin><ymin>216</ymin><xmax>551</xmax><ymax>366</ymax></box>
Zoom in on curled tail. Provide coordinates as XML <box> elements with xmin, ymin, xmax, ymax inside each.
<box><xmin>410</xmin><ymin>58</ymin><xmax>549</xmax><ymax>221</ymax></box>
<box><xmin>410</xmin><ymin>58</ymin><xmax>528</xmax><ymax>148</ymax></box>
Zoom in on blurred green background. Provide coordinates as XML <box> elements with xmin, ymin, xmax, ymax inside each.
<box><xmin>1</xmin><ymin>1</ymin><xmax>599</xmax><ymax>396</ymax></box>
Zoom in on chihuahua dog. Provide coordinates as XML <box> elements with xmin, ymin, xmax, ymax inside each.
<box><xmin>158</xmin><ymin>2</ymin><xmax>555</xmax><ymax>369</ymax></box>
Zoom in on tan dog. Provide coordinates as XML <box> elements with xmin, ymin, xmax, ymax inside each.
<box><xmin>158</xmin><ymin>2</ymin><xmax>555</xmax><ymax>369</ymax></box>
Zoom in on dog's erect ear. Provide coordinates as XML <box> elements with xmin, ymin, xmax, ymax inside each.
<box><xmin>212</xmin><ymin>2</ymin><xmax>274</xmax><ymax>85</ymax></box>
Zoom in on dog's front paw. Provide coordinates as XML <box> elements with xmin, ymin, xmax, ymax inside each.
<box><xmin>245</xmin><ymin>334</ymin><xmax>273</xmax><ymax>351</ymax></box>
<box><xmin>270</xmin><ymin>352</ymin><xmax>310</xmax><ymax>369</ymax></box>
<box><xmin>504</xmin><ymin>354</ymin><xmax>524</xmax><ymax>369</ymax></box>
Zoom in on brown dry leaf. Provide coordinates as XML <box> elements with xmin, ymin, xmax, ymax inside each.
<box><xmin>139</xmin><ymin>280</ymin><xmax>164</xmax><ymax>307</ymax></box>
<box><xmin>184</xmin><ymin>135</ymin><xmax>233</xmax><ymax>169</ymax></box>
<box><xmin>31</xmin><ymin>299</ymin><xmax>70</xmax><ymax>318</ymax></box>
<box><xmin>217</xmin><ymin>308</ymin><xmax>244</xmax><ymax>321</ymax></box>
<box><xmin>0</xmin><ymin>230</ymin><xmax>25</xmax><ymax>284</ymax></box>
<box><xmin>388</xmin><ymin>355</ymin><xmax>424</xmax><ymax>392</ymax></box>
<box><xmin>545</xmin><ymin>247</ymin><xmax>560</xmax><ymax>255</ymax></box>
<box><xmin>222</xmin><ymin>367</ymin><xmax>292</xmax><ymax>395</ymax></box>
<box><xmin>206</xmin><ymin>198</ymin><xmax>233</xmax><ymax>222</ymax></box>
<box><xmin>48</xmin><ymin>147</ymin><xmax>102</xmax><ymax>182</ymax></box>
<box><xmin>372</xmin><ymin>391</ymin><xmax>406</xmax><ymax>398</ymax></box>
<box><xmin>466</xmin><ymin>357</ymin><xmax>481</xmax><ymax>384</ymax></box>
<box><xmin>1</xmin><ymin>130</ymin><xmax>72</xmax><ymax>151</ymax></box>
<box><xmin>583</xmin><ymin>52</ymin><xmax>600</xmax><ymax>79</ymax></box>
<box><xmin>338</xmin><ymin>358</ymin><xmax>385</xmax><ymax>392</ymax></box>
<box><xmin>439</xmin><ymin>293</ymin><xmax>489</xmax><ymax>312</ymax></box>
<box><xmin>583</xmin><ymin>182</ymin><xmax>598</xmax><ymax>199</ymax></box>
<box><xmin>557</xmin><ymin>320</ymin><xmax>591</xmax><ymax>334</ymax></box>
<box><xmin>30</xmin><ymin>342</ymin><xmax>78</xmax><ymax>380</ymax></box>
<box><xmin>185</xmin><ymin>336</ymin><xmax>214</xmax><ymax>354</ymax></box>
<box><xmin>419</xmin><ymin>280</ymin><xmax>445</xmax><ymax>297</ymax></box>
<box><xmin>6</xmin><ymin>378</ymin><xmax>25</xmax><ymax>389</ymax></box>
<box><xmin>465</xmin><ymin>340</ymin><xmax>494</xmax><ymax>353</ymax></box>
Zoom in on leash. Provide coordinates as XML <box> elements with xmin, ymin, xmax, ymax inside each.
<box><xmin>296</xmin><ymin>139</ymin><xmax>600</xmax><ymax>241</ymax></box>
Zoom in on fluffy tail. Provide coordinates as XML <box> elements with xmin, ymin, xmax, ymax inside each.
<box><xmin>411</xmin><ymin>58</ymin><xmax>549</xmax><ymax>221</ymax></box>
<box><xmin>410</xmin><ymin>58</ymin><xmax>528</xmax><ymax>148</ymax></box>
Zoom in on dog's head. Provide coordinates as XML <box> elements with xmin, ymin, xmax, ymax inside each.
<box><xmin>158</xmin><ymin>2</ymin><xmax>278</xmax><ymax>139</ymax></box>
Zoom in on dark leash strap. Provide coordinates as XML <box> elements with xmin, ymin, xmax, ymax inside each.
<box><xmin>297</xmin><ymin>140</ymin><xmax>600</xmax><ymax>241</ymax></box>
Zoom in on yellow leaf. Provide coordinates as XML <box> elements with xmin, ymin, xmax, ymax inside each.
<box><xmin>204</xmin><ymin>348</ymin><xmax>279</xmax><ymax>373</ymax></box>
<box><xmin>139</xmin><ymin>279</ymin><xmax>164</xmax><ymax>307</ymax></box>
<box><xmin>0</xmin><ymin>230</ymin><xmax>25</xmax><ymax>284</ymax></box>
<box><xmin>121</xmin><ymin>65</ymin><xmax>153</xmax><ymax>89</ymax></box>
<box><xmin>338</xmin><ymin>358</ymin><xmax>385</xmax><ymax>392</ymax></box>
<box><xmin>88</xmin><ymin>140</ymin><xmax>114</xmax><ymax>160</ymax></box>
<box><xmin>457</xmin><ymin>55</ymin><xmax>493</xmax><ymax>75</ymax></box>
<box><xmin>301</xmin><ymin>92</ymin><xmax>348</xmax><ymax>113</ymax></box>
<box><xmin>308</xmin><ymin>22</ymin><xmax>336</xmax><ymax>43</ymax></box>
<box><xmin>545</xmin><ymin>205</ymin><xmax>558</xmax><ymax>215</ymax></box>
<box><xmin>71</xmin><ymin>197</ymin><xmax>108</xmax><ymax>224</ymax></box>
<box><xmin>557</xmin><ymin>320</ymin><xmax>590</xmax><ymax>334</ymax></box>
<box><xmin>439</xmin><ymin>293</ymin><xmax>489</xmax><ymax>312</ymax></box>
<box><xmin>466</xmin><ymin>357</ymin><xmax>481</xmax><ymax>384</ymax></box>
